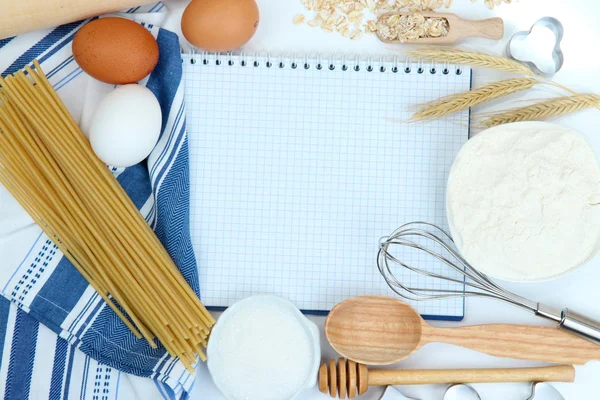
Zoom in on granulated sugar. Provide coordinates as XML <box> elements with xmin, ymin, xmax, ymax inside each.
<box><xmin>208</xmin><ymin>297</ymin><xmax>315</xmax><ymax>400</ymax></box>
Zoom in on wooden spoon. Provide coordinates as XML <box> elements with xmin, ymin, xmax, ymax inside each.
<box><xmin>325</xmin><ymin>296</ymin><xmax>600</xmax><ymax>365</ymax></box>
<box><xmin>376</xmin><ymin>12</ymin><xmax>504</xmax><ymax>45</ymax></box>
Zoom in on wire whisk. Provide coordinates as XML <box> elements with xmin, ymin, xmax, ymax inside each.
<box><xmin>377</xmin><ymin>221</ymin><xmax>600</xmax><ymax>345</ymax></box>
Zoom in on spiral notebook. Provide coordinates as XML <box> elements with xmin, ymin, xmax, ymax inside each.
<box><xmin>183</xmin><ymin>52</ymin><xmax>471</xmax><ymax>320</ymax></box>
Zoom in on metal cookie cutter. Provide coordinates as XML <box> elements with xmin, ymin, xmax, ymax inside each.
<box><xmin>379</xmin><ymin>384</ymin><xmax>483</xmax><ymax>400</ymax></box>
<box><xmin>506</xmin><ymin>17</ymin><xmax>564</xmax><ymax>77</ymax></box>
<box><xmin>379</xmin><ymin>387</ymin><xmax>417</xmax><ymax>400</ymax></box>
<box><xmin>443</xmin><ymin>384</ymin><xmax>482</xmax><ymax>400</ymax></box>
<box><xmin>526</xmin><ymin>382</ymin><xmax>565</xmax><ymax>400</ymax></box>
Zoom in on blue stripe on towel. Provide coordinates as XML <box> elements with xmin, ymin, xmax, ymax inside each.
<box><xmin>0</xmin><ymin>37</ymin><xmax>14</xmax><ymax>49</ymax></box>
<box><xmin>147</xmin><ymin>29</ymin><xmax>184</xmax><ymax>176</ymax></box>
<box><xmin>63</xmin><ymin>346</ymin><xmax>76</xmax><ymax>400</ymax></box>
<box><xmin>38</xmin><ymin>23</ymin><xmax>88</xmax><ymax>66</ymax></box>
<box><xmin>155</xmin><ymin>379</ymin><xmax>176</xmax><ymax>400</ymax></box>
<box><xmin>149</xmin><ymin>2</ymin><xmax>163</xmax><ymax>12</ymax></box>
<box><xmin>149</xmin><ymin>102</ymin><xmax>185</xmax><ymax>180</ymax></box>
<box><xmin>78</xmin><ymin>305</ymin><xmax>165</xmax><ymax>377</ymax></box>
<box><xmin>180</xmin><ymin>380</ymin><xmax>194</xmax><ymax>400</ymax></box>
<box><xmin>153</xmin><ymin>132</ymin><xmax>200</xmax><ymax>295</ymax></box>
<box><xmin>5</xmin><ymin>309</ymin><xmax>39</xmax><ymax>399</ymax></box>
<box><xmin>67</xmin><ymin>294</ymin><xmax>98</xmax><ymax>340</ymax></box>
<box><xmin>0</xmin><ymin>298</ymin><xmax>10</xmax><ymax>368</ymax></box>
<box><xmin>3</xmin><ymin>21</ymin><xmax>82</xmax><ymax>75</ymax></box>
<box><xmin>73</xmin><ymin>295</ymin><xmax>104</xmax><ymax>340</ymax></box>
<box><xmin>153</xmin><ymin>123</ymin><xmax>186</xmax><ymax>200</ymax></box>
<box><xmin>46</xmin><ymin>56</ymin><xmax>75</xmax><ymax>79</ymax></box>
<box><xmin>154</xmin><ymin>379</ymin><xmax>168</xmax><ymax>400</ymax></box>
<box><xmin>79</xmin><ymin>356</ymin><xmax>91</xmax><ymax>399</ymax></box>
<box><xmin>116</xmin><ymin>164</ymin><xmax>153</xmax><ymax>209</ymax></box>
<box><xmin>49</xmin><ymin>339</ymin><xmax>69</xmax><ymax>399</ymax></box>
<box><xmin>29</xmin><ymin>258</ymin><xmax>89</xmax><ymax>328</ymax></box>
<box><xmin>54</xmin><ymin>68</ymin><xmax>84</xmax><ymax>92</ymax></box>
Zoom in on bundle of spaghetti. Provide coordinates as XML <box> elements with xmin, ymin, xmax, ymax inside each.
<box><xmin>0</xmin><ymin>60</ymin><xmax>215</xmax><ymax>372</ymax></box>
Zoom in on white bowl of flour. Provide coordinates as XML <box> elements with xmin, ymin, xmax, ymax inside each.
<box><xmin>446</xmin><ymin>122</ymin><xmax>600</xmax><ymax>282</ymax></box>
<box><xmin>207</xmin><ymin>295</ymin><xmax>321</xmax><ymax>400</ymax></box>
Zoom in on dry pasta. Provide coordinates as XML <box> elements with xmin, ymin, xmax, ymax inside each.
<box><xmin>0</xmin><ymin>61</ymin><xmax>215</xmax><ymax>372</ymax></box>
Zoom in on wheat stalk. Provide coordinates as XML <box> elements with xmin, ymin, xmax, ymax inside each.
<box><xmin>412</xmin><ymin>78</ymin><xmax>538</xmax><ymax>121</ymax></box>
<box><xmin>478</xmin><ymin>94</ymin><xmax>600</xmax><ymax>128</ymax></box>
<box><xmin>405</xmin><ymin>47</ymin><xmax>600</xmax><ymax>124</ymax></box>
<box><xmin>407</xmin><ymin>47</ymin><xmax>535</xmax><ymax>76</ymax></box>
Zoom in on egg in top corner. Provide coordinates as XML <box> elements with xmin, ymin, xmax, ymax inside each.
<box><xmin>181</xmin><ymin>0</ymin><xmax>260</xmax><ymax>52</ymax></box>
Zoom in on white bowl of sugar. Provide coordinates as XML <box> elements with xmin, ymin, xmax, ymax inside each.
<box><xmin>207</xmin><ymin>295</ymin><xmax>321</xmax><ymax>400</ymax></box>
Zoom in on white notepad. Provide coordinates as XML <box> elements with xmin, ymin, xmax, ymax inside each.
<box><xmin>183</xmin><ymin>53</ymin><xmax>471</xmax><ymax>320</ymax></box>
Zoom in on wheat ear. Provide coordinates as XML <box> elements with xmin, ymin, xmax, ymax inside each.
<box><xmin>478</xmin><ymin>94</ymin><xmax>600</xmax><ymax>128</ymax></box>
<box><xmin>407</xmin><ymin>47</ymin><xmax>535</xmax><ymax>76</ymax></box>
<box><xmin>412</xmin><ymin>78</ymin><xmax>538</xmax><ymax>121</ymax></box>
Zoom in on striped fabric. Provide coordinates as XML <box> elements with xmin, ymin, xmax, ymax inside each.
<box><xmin>0</xmin><ymin>5</ymin><xmax>200</xmax><ymax>399</ymax></box>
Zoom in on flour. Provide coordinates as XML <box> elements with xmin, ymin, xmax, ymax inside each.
<box><xmin>207</xmin><ymin>296</ymin><xmax>316</xmax><ymax>400</ymax></box>
<box><xmin>447</xmin><ymin>122</ymin><xmax>600</xmax><ymax>281</ymax></box>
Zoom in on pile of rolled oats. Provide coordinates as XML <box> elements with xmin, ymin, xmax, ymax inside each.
<box><xmin>473</xmin><ymin>0</ymin><xmax>512</xmax><ymax>10</ymax></box>
<box><xmin>294</xmin><ymin>0</ymin><xmax>510</xmax><ymax>41</ymax></box>
<box><xmin>376</xmin><ymin>14</ymin><xmax>449</xmax><ymax>42</ymax></box>
<box><xmin>294</xmin><ymin>0</ymin><xmax>453</xmax><ymax>41</ymax></box>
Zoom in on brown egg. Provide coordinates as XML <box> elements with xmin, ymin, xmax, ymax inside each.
<box><xmin>73</xmin><ymin>18</ymin><xmax>159</xmax><ymax>85</ymax></box>
<box><xmin>181</xmin><ymin>0</ymin><xmax>260</xmax><ymax>52</ymax></box>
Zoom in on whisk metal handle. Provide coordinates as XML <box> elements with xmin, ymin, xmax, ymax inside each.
<box><xmin>536</xmin><ymin>304</ymin><xmax>600</xmax><ymax>345</ymax></box>
<box><xmin>560</xmin><ymin>309</ymin><xmax>600</xmax><ymax>345</ymax></box>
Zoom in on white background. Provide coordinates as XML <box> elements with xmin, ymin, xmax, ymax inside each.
<box><xmin>1</xmin><ymin>1</ymin><xmax>598</xmax><ymax>399</ymax></box>
<box><xmin>164</xmin><ymin>0</ymin><xmax>600</xmax><ymax>399</ymax></box>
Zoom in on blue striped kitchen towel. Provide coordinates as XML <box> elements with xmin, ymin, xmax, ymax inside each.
<box><xmin>0</xmin><ymin>6</ymin><xmax>201</xmax><ymax>399</ymax></box>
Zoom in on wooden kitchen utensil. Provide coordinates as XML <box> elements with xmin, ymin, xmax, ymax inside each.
<box><xmin>318</xmin><ymin>358</ymin><xmax>575</xmax><ymax>399</ymax></box>
<box><xmin>376</xmin><ymin>12</ymin><xmax>504</xmax><ymax>44</ymax></box>
<box><xmin>0</xmin><ymin>0</ymin><xmax>156</xmax><ymax>40</ymax></box>
<box><xmin>325</xmin><ymin>296</ymin><xmax>600</xmax><ymax>365</ymax></box>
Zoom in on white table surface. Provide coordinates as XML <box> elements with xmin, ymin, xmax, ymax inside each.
<box><xmin>2</xmin><ymin>1</ymin><xmax>599</xmax><ymax>400</ymax></box>
<box><xmin>167</xmin><ymin>0</ymin><xmax>600</xmax><ymax>399</ymax></box>
<box><xmin>4</xmin><ymin>1</ymin><xmax>590</xmax><ymax>399</ymax></box>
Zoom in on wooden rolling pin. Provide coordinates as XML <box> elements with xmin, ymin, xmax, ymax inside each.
<box><xmin>318</xmin><ymin>358</ymin><xmax>575</xmax><ymax>399</ymax></box>
<box><xmin>0</xmin><ymin>0</ymin><xmax>156</xmax><ymax>39</ymax></box>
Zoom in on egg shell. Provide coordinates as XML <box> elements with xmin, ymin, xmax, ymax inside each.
<box><xmin>73</xmin><ymin>17</ymin><xmax>159</xmax><ymax>85</ymax></box>
<box><xmin>89</xmin><ymin>85</ymin><xmax>162</xmax><ymax>168</ymax></box>
<box><xmin>181</xmin><ymin>0</ymin><xmax>260</xmax><ymax>52</ymax></box>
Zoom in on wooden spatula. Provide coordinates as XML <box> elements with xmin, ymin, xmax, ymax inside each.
<box><xmin>376</xmin><ymin>12</ymin><xmax>504</xmax><ymax>44</ymax></box>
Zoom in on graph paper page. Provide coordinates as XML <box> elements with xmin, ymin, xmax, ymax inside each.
<box><xmin>183</xmin><ymin>53</ymin><xmax>471</xmax><ymax>319</ymax></box>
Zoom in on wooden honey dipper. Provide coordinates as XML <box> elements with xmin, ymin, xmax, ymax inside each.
<box><xmin>318</xmin><ymin>358</ymin><xmax>575</xmax><ymax>399</ymax></box>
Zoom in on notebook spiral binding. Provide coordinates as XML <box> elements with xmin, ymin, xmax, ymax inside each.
<box><xmin>183</xmin><ymin>49</ymin><xmax>464</xmax><ymax>76</ymax></box>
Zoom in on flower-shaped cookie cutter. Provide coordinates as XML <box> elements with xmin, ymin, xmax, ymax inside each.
<box><xmin>506</xmin><ymin>17</ymin><xmax>564</xmax><ymax>77</ymax></box>
<box><xmin>526</xmin><ymin>382</ymin><xmax>565</xmax><ymax>400</ymax></box>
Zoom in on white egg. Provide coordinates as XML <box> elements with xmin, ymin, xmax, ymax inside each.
<box><xmin>89</xmin><ymin>84</ymin><xmax>162</xmax><ymax>168</ymax></box>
